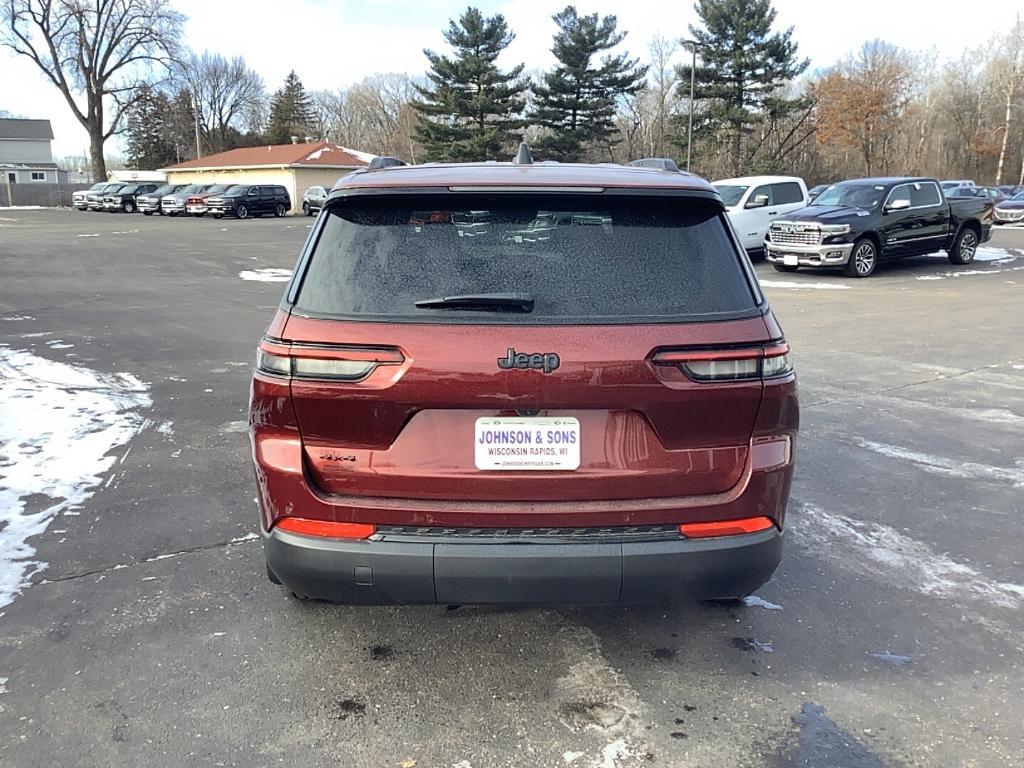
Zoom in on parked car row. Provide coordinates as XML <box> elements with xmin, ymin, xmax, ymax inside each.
<box><xmin>73</xmin><ymin>181</ymin><xmax>292</xmax><ymax>219</ymax></box>
<box><xmin>711</xmin><ymin>173</ymin><xmax>999</xmax><ymax>278</ymax></box>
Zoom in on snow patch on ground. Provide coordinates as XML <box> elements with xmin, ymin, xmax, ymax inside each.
<box><xmin>239</xmin><ymin>268</ymin><xmax>292</xmax><ymax>283</ymax></box>
<box><xmin>919</xmin><ymin>265</ymin><xmax>1024</xmax><ymax>281</ymax></box>
<box><xmin>759</xmin><ymin>280</ymin><xmax>850</xmax><ymax>290</ymax></box>
<box><xmin>598</xmin><ymin>739</ymin><xmax>636</xmax><ymax>768</ymax></box>
<box><xmin>791</xmin><ymin>503</ymin><xmax>1024</xmax><ymax>610</ymax></box>
<box><xmin>554</xmin><ymin>621</ymin><xmax>649</xmax><ymax>768</ymax></box>
<box><xmin>0</xmin><ymin>316</ymin><xmax>33</xmax><ymax>322</ymax></box>
<box><xmin>743</xmin><ymin>595</ymin><xmax>783</xmax><ymax>611</ymax></box>
<box><xmin>0</xmin><ymin>348</ymin><xmax>150</xmax><ymax>608</ymax></box>
<box><xmin>854</xmin><ymin>438</ymin><xmax>1024</xmax><ymax>487</ymax></box>
<box><xmin>156</xmin><ymin>421</ymin><xmax>174</xmax><ymax>436</ymax></box>
<box><xmin>928</xmin><ymin>247</ymin><xmax>1017</xmax><ymax>263</ymax></box>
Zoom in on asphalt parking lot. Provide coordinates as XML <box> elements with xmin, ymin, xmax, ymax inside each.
<box><xmin>1</xmin><ymin>208</ymin><xmax>1022</xmax><ymax>768</ymax></box>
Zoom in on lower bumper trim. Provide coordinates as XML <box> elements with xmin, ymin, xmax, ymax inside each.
<box><xmin>264</xmin><ymin>525</ymin><xmax>783</xmax><ymax>605</ymax></box>
<box><xmin>765</xmin><ymin>241</ymin><xmax>854</xmax><ymax>267</ymax></box>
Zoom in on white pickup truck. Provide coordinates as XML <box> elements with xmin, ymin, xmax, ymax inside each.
<box><xmin>712</xmin><ymin>175</ymin><xmax>809</xmax><ymax>255</ymax></box>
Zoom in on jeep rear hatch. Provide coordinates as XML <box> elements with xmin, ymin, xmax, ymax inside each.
<box><xmin>275</xmin><ymin>193</ymin><xmax>775</xmax><ymax>503</ymax></box>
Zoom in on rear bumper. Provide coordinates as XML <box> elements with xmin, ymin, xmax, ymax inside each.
<box><xmin>264</xmin><ymin>525</ymin><xmax>782</xmax><ymax>605</ymax></box>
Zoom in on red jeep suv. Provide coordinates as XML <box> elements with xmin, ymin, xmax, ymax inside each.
<box><xmin>250</xmin><ymin>149</ymin><xmax>798</xmax><ymax>604</ymax></box>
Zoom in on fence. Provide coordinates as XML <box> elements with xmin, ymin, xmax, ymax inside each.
<box><xmin>0</xmin><ymin>183</ymin><xmax>93</xmax><ymax>208</ymax></box>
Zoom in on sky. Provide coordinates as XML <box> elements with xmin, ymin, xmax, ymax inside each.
<box><xmin>1</xmin><ymin>0</ymin><xmax>1021</xmax><ymax>160</ymax></box>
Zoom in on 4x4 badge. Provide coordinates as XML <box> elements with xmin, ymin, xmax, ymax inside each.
<box><xmin>497</xmin><ymin>348</ymin><xmax>560</xmax><ymax>374</ymax></box>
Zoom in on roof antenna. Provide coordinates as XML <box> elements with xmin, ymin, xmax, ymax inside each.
<box><xmin>513</xmin><ymin>142</ymin><xmax>533</xmax><ymax>165</ymax></box>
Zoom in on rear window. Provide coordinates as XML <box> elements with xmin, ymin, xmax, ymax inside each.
<box><xmin>910</xmin><ymin>182</ymin><xmax>940</xmax><ymax>207</ymax></box>
<box><xmin>772</xmin><ymin>182</ymin><xmax>804</xmax><ymax>204</ymax></box>
<box><xmin>292</xmin><ymin>194</ymin><xmax>758</xmax><ymax>323</ymax></box>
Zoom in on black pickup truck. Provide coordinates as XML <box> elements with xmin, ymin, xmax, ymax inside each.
<box><xmin>763</xmin><ymin>177</ymin><xmax>993</xmax><ymax>277</ymax></box>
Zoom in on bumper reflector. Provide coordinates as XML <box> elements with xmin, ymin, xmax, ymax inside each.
<box><xmin>679</xmin><ymin>516</ymin><xmax>774</xmax><ymax>539</ymax></box>
<box><xmin>276</xmin><ymin>518</ymin><xmax>376</xmax><ymax>539</ymax></box>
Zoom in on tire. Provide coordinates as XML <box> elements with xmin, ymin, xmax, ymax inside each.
<box><xmin>143</xmin><ymin>210</ymin><xmax>153</xmax><ymax>216</ymax></box>
<box><xmin>843</xmin><ymin>237</ymin><xmax>877</xmax><ymax>278</ymax></box>
<box><xmin>772</xmin><ymin>264</ymin><xmax>799</xmax><ymax>273</ymax></box>
<box><xmin>236</xmin><ymin>204</ymin><xmax>248</xmax><ymax>219</ymax></box>
<box><xmin>212</xmin><ymin>213</ymin><xmax>222</xmax><ymax>219</ymax></box>
<box><xmin>302</xmin><ymin>202</ymin><xmax>310</xmax><ymax>216</ymax></box>
<box><xmin>192</xmin><ymin>212</ymin><xmax>204</xmax><ymax>218</ymax></box>
<box><xmin>168</xmin><ymin>211</ymin><xmax>178</xmax><ymax>217</ymax></box>
<box><xmin>122</xmin><ymin>200</ymin><xmax>135</xmax><ymax>213</ymax></box>
<box><xmin>948</xmin><ymin>227</ymin><xmax>979</xmax><ymax>265</ymax></box>
<box><xmin>274</xmin><ymin>203</ymin><xmax>286</xmax><ymax>217</ymax></box>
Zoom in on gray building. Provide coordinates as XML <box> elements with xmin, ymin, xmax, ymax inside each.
<box><xmin>0</xmin><ymin>118</ymin><xmax>68</xmax><ymax>184</ymax></box>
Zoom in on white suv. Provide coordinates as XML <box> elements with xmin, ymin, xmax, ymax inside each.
<box><xmin>712</xmin><ymin>176</ymin><xmax>809</xmax><ymax>253</ymax></box>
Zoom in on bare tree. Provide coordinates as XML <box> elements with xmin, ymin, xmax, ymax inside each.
<box><xmin>177</xmin><ymin>50</ymin><xmax>265</xmax><ymax>153</ymax></box>
<box><xmin>815</xmin><ymin>41</ymin><xmax>914</xmax><ymax>175</ymax></box>
<box><xmin>992</xmin><ymin>17</ymin><xmax>1024</xmax><ymax>184</ymax></box>
<box><xmin>648</xmin><ymin>36</ymin><xmax>679</xmax><ymax>158</ymax></box>
<box><xmin>311</xmin><ymin>74</ymin><xmax>422</xmax><ymax>161</ymax></box>
<box><xmin>2</xmin><ymin>0</ymin><xmax>184</xmax><ymax>180</ymax></box>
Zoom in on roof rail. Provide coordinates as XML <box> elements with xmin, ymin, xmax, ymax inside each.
<box><xmin>626</xmin><ymin>158</ymin><xmax>681</xmax><ymax>172</ymax></box>
<box><xmin>513</xmin><ymin>142</ymin><xmax>533</xmax><ymax>165</ymax></box>
<box><xmin>368</xmin><ymin>156</ymin><xmax>407</xmax><ymax>170</ymax></box>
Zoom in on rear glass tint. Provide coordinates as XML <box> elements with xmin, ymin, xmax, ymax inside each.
<box><xmin>293</xmin><ymin>194</ymin><xmax>756</xmax><ymax>323</ymax></box>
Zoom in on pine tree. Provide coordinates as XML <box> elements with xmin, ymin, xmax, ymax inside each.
<box><xmin>124</xmin><ymin>85</ymin><xmax>177</xmax><ymax>169</ymax></box>
<box><xmin>267</xmin><ymin>71</ymin><xmax>315</xmax><ymax>145</ymax></box>
<box><xmin>678</xmin><ymin>0</ymin><xmax>808</xmax><ymax>175</ymax></box>
<box><xmin>530</xmin><ymin>6</ymin><xmax>647</xmax><ymax>162</ymax></box>
<box><xmin>165</xmin><ymin>89</ymin><xmax>199</xmax><ymax>162</ymax></box>
<box><xmin>413</xmin><ymin>7</ymin><xmax>528</xmax><ymax>162</ymax></box>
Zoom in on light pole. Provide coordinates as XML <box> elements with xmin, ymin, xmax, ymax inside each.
<box><xmin>191</xmin><ymin>90</ymin><xmax>202</xmax><ymax>159</ymax></box>
<box><xmin>682</xmin><ymin>39</ymin><xmax>699</xmax><ymax>172</ymax></box>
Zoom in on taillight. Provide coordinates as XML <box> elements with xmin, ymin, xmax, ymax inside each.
<box><xmin>652</xmin><ymin>341</ymin><xmax>793</xmax><ymax>382</ymax></box>
<box><xmin>276</xmin><ymin>518</ymin><xmax>375</xmax><ymax>539</ymax></box>
<box><xmin>679</xmin><ymin>516</ymin><xmax>775</xmax><ymax>538</ymax></box>
<box><xmin>256</xmin><ymin>339</ymin><xmax>404</xmax><ymax>382</ymax></box>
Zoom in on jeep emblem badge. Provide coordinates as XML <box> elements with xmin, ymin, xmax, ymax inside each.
<box><xmin>497</xmin><ymin>348</ymin><xmax>560</xmax><ymax>374</ymax></box>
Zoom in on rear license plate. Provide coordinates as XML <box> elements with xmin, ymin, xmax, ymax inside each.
<box><xmin>475</xmin><ymin>417</ymin><xmax>580</xmax><ymax>471</ymax></box>
<box><xmin>783</xmin><ymin>254</ymin><xmax>799</xmax><ymax>266</ymax></box>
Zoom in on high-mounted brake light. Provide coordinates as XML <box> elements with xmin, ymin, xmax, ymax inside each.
<box><xmin>256</xmin><ymin>340</ymin><xmax>404</xmax><ymax>382</ymax></box>
<box><xmin>652</xmin><ymin>342</ymin><xmax>793</xmax><ymax>382</ymax></box>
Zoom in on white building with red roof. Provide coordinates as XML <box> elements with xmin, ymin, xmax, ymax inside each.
<box><xmin>161</xmin><ymin>141</ymin><xmax>376</xmax><ymax>213</ymax></box>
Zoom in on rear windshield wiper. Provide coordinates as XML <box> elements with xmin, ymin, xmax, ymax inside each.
<box><xmin>414</xmin><ymin>292</ymin><xmax>535</xmax><ymax>312</ymax></box>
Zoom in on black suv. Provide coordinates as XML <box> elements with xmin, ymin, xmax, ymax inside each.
<box><xmin>206</xmin><ymin>184</ymin><xmax>292</xmax><ymax>219</ymax></box>
<box><xmin>102</xmin><ymin>183</ymin><xmax>159</xmax><ymax>213</ymax></box>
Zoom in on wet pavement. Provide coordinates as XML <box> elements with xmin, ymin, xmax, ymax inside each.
<box><xmin>1</xmin><ymin>210</ymin><xmax>1022</xmax><ymax>767</ymax></box>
